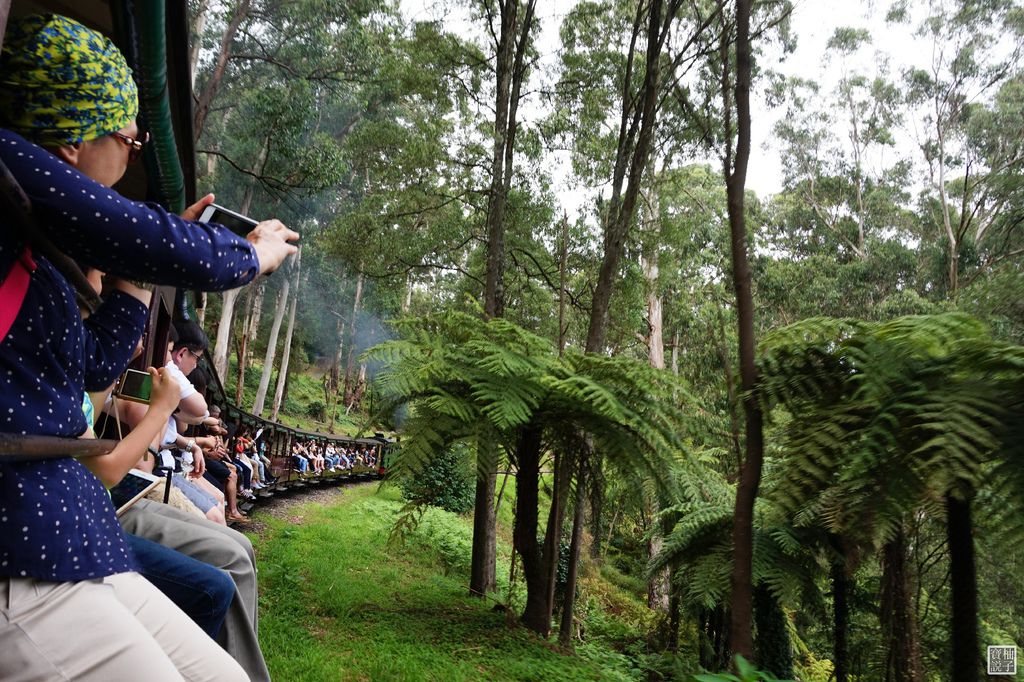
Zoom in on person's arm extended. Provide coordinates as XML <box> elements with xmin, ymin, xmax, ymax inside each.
<box><xmin>81</xmin><ymin>368</ymin><xmax>179</xmax><ymax>487</ymax></box>
<box><xmin>0</xmin><ymin>130</ymin><xmax>298</xmax><ymax>287</ymax></box>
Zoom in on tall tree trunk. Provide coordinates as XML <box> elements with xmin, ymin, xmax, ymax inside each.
<box><xmin>352</xmin><ymin>363</ymin><xmax>368</xmax><ymax>407</ymax></box>
<box><xmin>934</xmin><ymin>96</ymin><xmax>959</xmax><ymax>298</ymax></box>
<box><xmin>245</xmin><ymin>281</ymin><xmax>265</xmax><ymax>367</ymax></box>
<box><xmin>559</xmin><ymin>458</ymin><xmax>587</xmax><ymax>648</ymax></box>
<box><xmin>343</xmin><ymin>267</ymin><xmax>365</xmax><ymax>409</ymax></box>
<box><xmin>213</xmin><ymin>288</ymin><xmax>240</xmax><ymax>380</ymax></box>
<box><xmin>514</xmin><ymin>425</ymin><xmax>548</xmax><ymax>634</ymax></box>
<box><xmin>880</xmin><ymin>527</ymin><xmax>923</xmax><ymax>682</ymax></box>
<box><xmin>272</xmin><ymin>249</ymin><xmax>301</xmax><ymax>421</ymax></box>
<box><xmin>557</xmin><ymin>213</ymin><xmax>568</xmax><ymax>356</ymax></box>
<box><xmin>482</xmin><ymin>0</ymin><xmax>516</xmax><ymax>319</ymax></box>
<box><xmin>725</xmin><ymin>0</ymin><xmax>764</xmax><ymax>660</ymax></box>
<box><xmin>716</xmin><ymin>302</ymin><xmax>743</xmax><ymax>472</ymax></box>
<box><xmin>188</xmin><ymin>0</ymin><xmax>210</xmax><ymax>90</ymax></box>
<box><xmin>588</xmin><ymin>458</ymin><xmax>605</xmax><ymax>559</ymax></box>
<box><xmin>584</xmin><ymin>0</ymin><xmax>667</xmax><ymax>354</ymax></box>
<box><xmin>401</xmin><ymin>275</ymin><xmax>413</xmax><ymax>314</ymax></box>
<box><xmin>470</xmin><ymin>460</ymin><xmax>498</xmax><ymax>596</ymax></box>
<box><xmin>252</xmin><ymin>275</ymin><xmax>290</xmax><ymax>416</ymax></box>
<box><xmin>946</xmin><ymin>494</ymin><xmax>979</xmax><ymax>682</ymax></box>
<box><xmin>494</xmin><ymin>468</ymin><xmax>512</xmax><ymax>517</ymax></box>
<box><xmin>830</xmin><ymin>538</ymin><xmax>850</xmax><ymax>682</ymax></box>
<box><xmin>645</xmin><ymin>496</ymin><xmax>669</xmax><ymax>612</ymax></box>
<box><xmin>472</xmin><ymin>0</ymin><xmax>537</xmax><ymax>600</ymax></box>
<box><xmin>327</xmin><ymin>314</ymin><xmax>343</xmax><ymax>431</ymax></box>
<box><xmin>642</xmin><ymin>180</ymin><xmax>665</xmax><ymax>370</ymax></box>
<box><xmin>238</xmin><ymin>139</ymin><xmax>269</xmax><ymax>217</ymax></box>
<box><xmin>193</xmin><ymin>0</ymin><xmax>251</xmax><ymax>141</ymax></box>
<box><xmin>641</xmin><ymin>180</ymin><xmax>669</xmax><ymax>611</ymax></box>
<box><xmin>234</xmin><ymin>284</ymin><xmax>256</xmax><ymax>405</ymax></box>
<box><xmin>671</xmin><ymin>329</ymin><xmax>679</xmax><ymax>375</ymax></box>
<box><xmin>482</xmin><ymin>0</ymin><xmax>536</xmax><ymax>319</ymax></box>
<box><xmin>543</xmin><ymin>447</ymin><xmax>572</xmax><ymax>632</ymax></box>
<box><xmin>234</xmin><ymin>329</ymin><xmax>247</xmax><ymax>405</ymax></box>
<box><xmin>209</xmin><ymin>135</ymin><xmax>268</xmax><ymax>385</ymax></box>
<box><xmin>564</xmin><ymin>0</ymin><xmax>674</xmax><ymax>642</ymax></box>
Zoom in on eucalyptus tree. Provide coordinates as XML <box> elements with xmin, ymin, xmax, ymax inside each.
<box><xmin>952</xmin><ymin>74</ymin><xmax>1024</xmax><ymax>291</ymax></box>
<box><xmin>471</xmin><ymin>0</ymin><xmax>540</xmax><ymax>598</ymax></box>
<box><xmin>192</xmin><ymin>0</ymin><xmax>386</xmax><ymax>385</ymax></box>
<box><xmin>771</xmin><ymin>30</ymin><xmax>907</xmax><ymax>264</ymax></box>
<box><xmin>553</xmin><ymin>0</ymin><xmax>727</xmax><ymax>354</ymax></box>
<box><xmin>896</xmin><ymin>0</ymin><xmax>1024</xmax><ymax>298</ymax></box>
<box><xmin>629</xmin><ymin>163</ymin><xmax>733</xmax><ymax>610</ymax></box>
<box><xmin>551</xmin><ymin>0</ymin><xmax>735</xmax><ymax>642</ymax></box>
<box><xmin>271</xmin><ymin>247</ymin><xmax>302</xmax><ymax>420</ymax></box>
<box><xmin>720</xmin><ymin>0</ymin><xmax>759</xmax><ymax>659</ymax></box>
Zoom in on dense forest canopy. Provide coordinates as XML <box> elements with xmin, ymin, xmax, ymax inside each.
<box><xmin>190</xmin><ymin>0</ymin><xmax>1024</xmax><ymax>679</ymax></box>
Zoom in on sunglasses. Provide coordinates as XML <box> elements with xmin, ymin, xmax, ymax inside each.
<box><xmin>111</xmin><ymin>130</ymin><xmax>150</xmax><ymax>163</ymax></box>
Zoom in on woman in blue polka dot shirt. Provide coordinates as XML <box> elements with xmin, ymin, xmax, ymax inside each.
<box><xmin>0</xmin><ymin>14</ymin><xmax>298</xmax><ymax>681</ymax></box>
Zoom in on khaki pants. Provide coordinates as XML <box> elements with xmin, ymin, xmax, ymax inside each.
<box><xmin>119</xmin><ymin>499</ymin><xmax>269</xmax><ymax>682</ymax></box>
<box><xmin>0</xmin><ymin>572</ymin><xmax>248</xmax><ymax>681</ymax></box>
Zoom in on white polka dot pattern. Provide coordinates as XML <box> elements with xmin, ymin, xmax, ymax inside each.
<box><xmin>0</xmin><ymin>129</ymin><xmax>261</xmax><ymax>581</ymax></box>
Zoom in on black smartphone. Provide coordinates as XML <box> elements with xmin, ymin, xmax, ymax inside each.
<box><xmin>198</xmin><ymin>203</ymin><xmax>258</xmax><ymax>237</ymax></box>
<box><xmin>116</xmin><ymin>368</ymin><xmax>153</xmax><ymax>404</ymax></box>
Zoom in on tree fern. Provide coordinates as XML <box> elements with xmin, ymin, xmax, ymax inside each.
<box><xmin>757</xmin><ymin>313</ymin><xmax>1024</xmax><ymax>678</ymax></box>
<box><xmin>363</xmin><ymin>312</ymin><xmax>694</xmax><ymax>633</ymax></box>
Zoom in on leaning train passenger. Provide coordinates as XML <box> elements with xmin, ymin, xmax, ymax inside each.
<box><xmin>0</xmin><ymin>14</ymin><xmax>296</xmax><ymax>681</ymax></box>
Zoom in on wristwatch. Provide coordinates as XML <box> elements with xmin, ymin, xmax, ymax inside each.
<box><xmin>185</xmin><ymin>439</ymin><xmax>196</xmax><ymax>453</ymax></box>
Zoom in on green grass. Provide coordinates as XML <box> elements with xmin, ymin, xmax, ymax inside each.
<box><xmin>252</xmin><ymin>484</ymin><xmax>644</xmax><ymax>681</ymax></box>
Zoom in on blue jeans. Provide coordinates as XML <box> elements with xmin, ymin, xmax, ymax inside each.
<box><xmin>292</xmin><ymin>455</ymin><xmax>308</xmax><ymax>472</ymax></box>
<box><xmin>233</xmin><ymin>458</ymin><xmax>252</xmax><ymax>489</ymax></box>
<box><xmin>203</xmin><ymin>458</ymin><xmax>231</xmax><ymax>493</ymax></box>
<box><xmin>125</xmin><ymin>533</ymin><xmax>235</xmax><ymax>639</ymax></box>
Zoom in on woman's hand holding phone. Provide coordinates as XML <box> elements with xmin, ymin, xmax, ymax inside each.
<box><xmin>147</xmin><ymin>367</ymin><xmax>181</xmax><ymax>417</ymax></box>
<box><xmin>188</xmin><ymin>195</ymin><xmax>298</xmax><ymax>275</ymax></box>
<box><xmin>181</xmin><ymin>193</ymin><xmax>216</xmax><ymax>222</ymax></box>
<box><xmin>248</xmin><ymin>220</ymin><xmax>299</xmax><ymax>275</ymax></box>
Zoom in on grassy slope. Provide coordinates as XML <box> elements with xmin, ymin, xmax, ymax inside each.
<box><xmin>228</xmin><ymin>358</ymin><xmax>365</xmax><ymax>434</ymax></box>
<box><xmin>252</xmin><ymin>484</ymin><xmax>644</xmax><ymax>681</ymax></box>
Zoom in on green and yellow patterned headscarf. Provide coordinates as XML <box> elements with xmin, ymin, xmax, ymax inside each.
<box><xmin>0</xmin><ymin>13</ymin><xmax>138</xmax><ymax>146</ymax></box>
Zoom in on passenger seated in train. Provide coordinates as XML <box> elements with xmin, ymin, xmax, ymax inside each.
<box><xmin>0</xmin><ymin>13</ymin><xmax>295</xmax><ymax>681</ymax></box>
<box><xmin>291</xmin><ymin>439</ymin><xmax>311</xmax><ymax>473</ymax></box>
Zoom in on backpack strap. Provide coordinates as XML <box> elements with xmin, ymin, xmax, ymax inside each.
<box><xmin>0</xmin><ymin>245</ymin><xmax>36</xmax><ymax>343</ymax></box>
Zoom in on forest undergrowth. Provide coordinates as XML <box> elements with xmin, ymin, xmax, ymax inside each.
<box><xmin>250</xmin><ymin>483</ymin><xmax>691</xmax><ymax>681</ymax></box>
